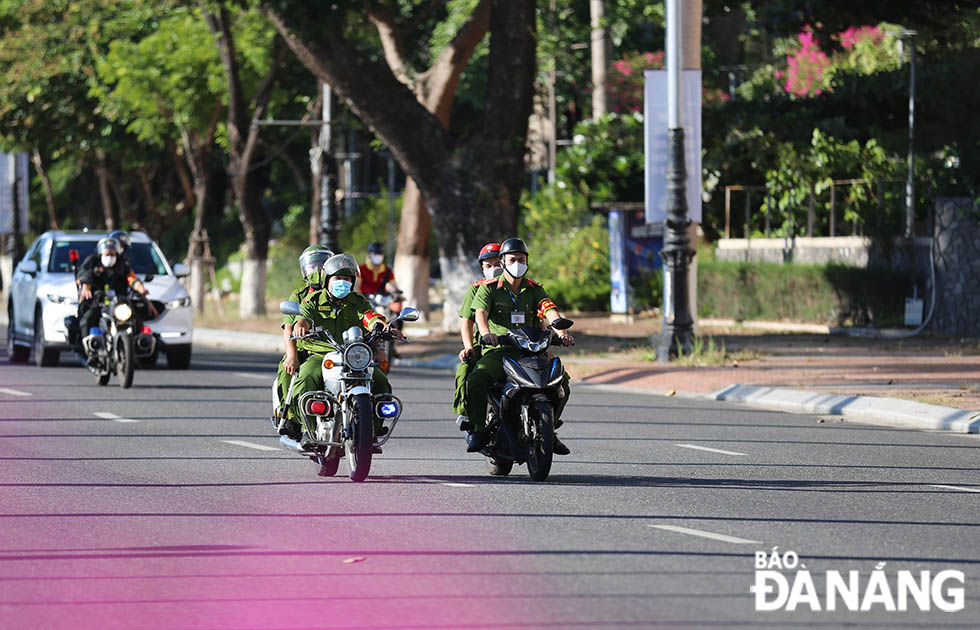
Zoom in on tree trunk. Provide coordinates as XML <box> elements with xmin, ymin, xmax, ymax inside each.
<box><xmin>31</xmin><ymin>149</ymin><xmax>59</xmax><ymax>231</ymax></box>
<box><xmin>95</xmin><ymin>150</ymin><xmax>116</xmax><ymax>230</ymax></box>
<box><xmin>590</xmin><ymin>0</ymin><xmax>609</xmax><ymax>117</ymax></box>
<box><xmin>392</xmin><ymin>179</ymin><xmax>431</xmax><ymax>317</ymax></box>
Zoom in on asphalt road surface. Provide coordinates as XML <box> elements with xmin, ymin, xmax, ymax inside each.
<box><xmin>1</xmin><ymin>338</ymin><xmax>979</xmax><ymax>629</ymax></box>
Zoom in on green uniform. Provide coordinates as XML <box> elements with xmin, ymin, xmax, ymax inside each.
<box><xmin>275</xmin><ymin>284</ymin><xmax>317</xmax><ymax>412</ymax></box>
<box><xmin>452</xmin><ymin>278</ymin><xmax>493</xmax><ymax>417</ymax></box>
<box><xmin>465</xmin><ymin>276</ymin><xmax>571</xmax><ymax>431</ymax></box>
<box><xmin>290</xmin><ymin>289</ymin><xmax>390</xmax><ymax>433</ymax></box>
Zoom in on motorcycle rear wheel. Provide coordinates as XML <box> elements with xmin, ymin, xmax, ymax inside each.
<box><xmin>526</xmin><ymin>400</ymin><xmax>554</xmax><ymax>482</ymax></box>
<box><xmin>346</xmin><ymin>394</ymin><xmax>374</xmax><ymax>482</ymax></box>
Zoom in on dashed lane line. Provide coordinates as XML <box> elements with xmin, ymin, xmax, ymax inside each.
<box><xmin>234</xmin><ymin>372</ymin><xmax>273</xmax><ymax>380</ymax></box>
<box><xmin>221</xmin><ymin>440</ymin><xmax>280</xmax><ymax>452</ymax></box>
<box><xmin>930</xmin><ymin>484</ymin><xmax>980</xmax><ymax>494</ymax></box>
<box><xmin>413</xmin><ymin>477</ymin><xmax>475</xmax><ymax>488</ymax></box>
<box><xmin>0</xmin><ymin>388</ymin><xmax>31</xmax><ymax>397</ymax></box>
<box><xmin>676</xmin><ymin>443</ymin><xmax>747</xmax><ymax>456</ymax></box>
<box><xmin>93</xmin><ymin>412</ymin><xmax>139</xmax><ymax>424</ymax></box>
<box><xmin>647</xmin><ymin>524</ymin><xmax>762</xmax><ymax>545</ymax></box>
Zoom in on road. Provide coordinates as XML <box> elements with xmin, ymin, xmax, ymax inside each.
<box><xmin>1</xmin><ymin>338</ymin><xmax>979</xmax><ymax>628</ymax></box>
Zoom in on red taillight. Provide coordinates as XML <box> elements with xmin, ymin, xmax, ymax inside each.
<box><xmin>310</xmin><ymin>401</ymin><xmax>327</xmax><ymax>415</ymax></box>
<box><xmin>69</xmin><ymin>249</ymin><xmax>79</xmax><ymax>262</ymax></box>
<box><xmin>141</xmin><ymin>326</ymin><xmax>152</xmax><ymax>335</ymax></box>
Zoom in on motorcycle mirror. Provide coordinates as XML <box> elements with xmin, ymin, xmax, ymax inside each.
<box><xmin>398</xmin><ymin>307</ymin><xmax>420</xmax><ymax>322</ymax></box>
<box><xmin>144</xmin><ymin>273</ymin><xmax>155</xmax><ymax>283</ymax></box>
<box><xmin>550</xmin><ymin>317</ymin><xmax>574</xmax><ymax>330</ymax></box>
<box><xmin>279</xmin><ymin>300</ymin><xmax>301</xmax><ymax>316</ymax></box>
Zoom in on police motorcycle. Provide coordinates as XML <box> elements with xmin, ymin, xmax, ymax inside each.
<box><xmin>272</xmin><ymin>301</ymin><xmax>419</xmax><ymax>482</ymax></box>
<box><xmin>480</xmin><ymin>318</ymin><xmax>574</xmax><ymax>482</ymax></box>
<box><xmin>81</xmin><ymin>289</ymin><xmax>156</xmax><ymax>388</ymax></box>
<box><xmin>366</xmin><ymin>289</ymin><xmax>405</xmax><ymax>370</ymax></box>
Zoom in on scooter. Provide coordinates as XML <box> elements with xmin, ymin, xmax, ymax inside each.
<box><xmin>481</xmin><ymin>318</ymin><xmax>574</xmax><ymax>482</ymax></box>
<box><xmin>366</xmin><ymin>290</ymin><xmax>405</xmax><ymax>370</ymax></box>
<box><xmin>271</xmin><ymin>302</ymin><xmax>419</xmax><ymax>481</ymax></box>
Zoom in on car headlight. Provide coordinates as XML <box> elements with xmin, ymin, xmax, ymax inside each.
<box><xmin>47</xmin><ymin>294</ymin><xmax>76</xmax><ymax>305</ymax></box>
<box><xmin>168</xmin><ymin>296</ymin><xmax>191</xmax><ymax>309</ymax></box>
<box><xmin>114</xmin><ymin>303</ymin><xmax>133</xmax><ymax>322</ymax></box>
<box><xmin>344</xmin><ymin>343</ymin><xmax>373</xmax><ymax>370</ymax></box>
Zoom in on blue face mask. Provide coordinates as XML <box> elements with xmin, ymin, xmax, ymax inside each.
<box><xmin>329</xmin><ymin>279</ymin><xmax>352</xmax><ymax>299</ymax></box>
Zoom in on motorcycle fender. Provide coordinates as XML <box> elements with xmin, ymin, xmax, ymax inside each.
<box><xmin>348</xmin><ymin>385</ymin><xmax>371</xmax><ymax>397</ymax></box>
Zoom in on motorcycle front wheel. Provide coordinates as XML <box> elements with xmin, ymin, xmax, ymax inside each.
<box><xmin>526</xmin><ymin>400</ymin><xmax>554</xmax><ymax>482</ymax></box>
<box><xmin>346</xmin><ymin>393</ymin><xmax>374</xmax><ymax>482</ymax></box>
<box><xmin>116</xmin><ymin>333</ymin><xmax>135</xmax><ymax>389</ymax></box>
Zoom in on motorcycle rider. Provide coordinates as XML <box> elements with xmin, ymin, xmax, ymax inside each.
<box><xmin>74</xmin><ymin>238</ymin><xmax>137</xmax><ymax>353</ymax></box>
<box><xmin>465</xmin><ymin>237</ymin><xmax>573</xmax><ymax>454</ymax></box>
<box><xmin>274</xmin><ymin>245</ymin><xmax>333</xmax><ymax>436</ymax></box>
<box><xmin>356</xmin><ymin>242</ymin><xmax>399</xmax><ymax>296</ymax></box>
<box><xmin>289</xmin><ymin>253</ymin><xmax>398</xmax><ymax>449</ymax></box>
<box><xmin>105</xmin><ymin>229</ymin><xmax>159</xmax><ymax>320</ymax></box>
<box><xmin>453</xmin><ymin>242</ymin><xmax>503</xmax><ymax>432</ymax></box>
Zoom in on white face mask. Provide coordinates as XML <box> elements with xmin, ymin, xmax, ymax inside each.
<box><xmin>101</xmin><ymin>254</ymin><xmax>117</xmax><ymax>267</ymax></box>
<box><xmin>505</xmin><ymin>262</ymin><xmax>528</xmax><ymax>278</ymax></box>
<box><xmin>370</xmin><ymin>254</ymin><xmax>384</xmax><ymax>265</ymax></box>
<box><xmin>483</xmin><ymin>266</ymin><xmax>503</xmax><ymax>281</ymax></box>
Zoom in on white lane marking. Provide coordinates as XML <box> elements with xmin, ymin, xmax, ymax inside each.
<box><xmin>93</xmin><ymin>412</ymin><xmax>139</xmax><ymax>424</ymax></box>
<box><xmin>676</xmin><ymin>443</ymin><xmax>747</xmax><ymax>456</ymax></box>
<box><xmin>222</xmin><ymin>440</ymin><xmax>280</xmax><ymax>452</ymax></box>
<box><xmin>414</xmin><ymin>476</ymin><xmax>474</xmax><ymax>488</ymax></box>
<box><xmin>930</xmin><ymin>484</ymin><xmax>980</xmax><ymax>494</ymax></box>
<box><xmin>0</xmin><ymin>388</ymin><xmax>31</xmax><ymax>397</ymax></box>
<box><xmin>234</xmin><ymin>372</ymin><xmax>272</xmax><ymax>380</ymax></box>
<box><xmin>648</xmin><ymin>524</ymin><xmax>762</xmax><ymax>545</ymax></box>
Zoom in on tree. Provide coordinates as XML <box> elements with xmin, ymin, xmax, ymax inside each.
<box><xmin>260</xmin><ymin>0</ymin><xmax>537</xmax><ymax>322</ymax></box>
<box><xmin>203</xmin><ymin>3</ymin><xmax>286</xmax><ymax>317</ymax></box>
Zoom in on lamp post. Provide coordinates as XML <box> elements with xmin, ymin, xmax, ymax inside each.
<box><xmin>898</xmin><ymin>29</ymin><xmax>916</xmax><ymax>239</ymax></box>
<box><xmin>657</xmin><ymin>0</ymin><xmax>695</xmax><ymax>361</ymax></box>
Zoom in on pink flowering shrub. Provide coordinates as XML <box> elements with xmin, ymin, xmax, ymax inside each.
<box><xmin>783</xmin><ymin>26</ymin><xmax>833</xmax><ymax>97</ymax></box>
<box><xmin>607</xmin><ymin>50</ymin><xmax>729</xmax><ymax>113</ymax></box>
<box><xmin>779</xmin><ymin>24</ymin><xmax>897</xmax><ymax>98</ymax></box>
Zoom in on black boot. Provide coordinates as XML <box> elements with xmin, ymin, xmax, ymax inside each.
<box><xmin>278</xmin><ymin>419</ymin><xmax>302</xmax><ymax>441</ymax></box>
<box><xmin>553</xmin><ymin>434</ymin><xmax>570</xmax><ymax>455</ymax></box>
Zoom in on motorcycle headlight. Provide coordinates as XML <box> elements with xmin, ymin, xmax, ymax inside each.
<box><xmin>114</xmin><ymin>303</ymin><xmax>133</xmax><ymax>322</ymax></box>
<box><xmin>168</xmin><ymin>296</ymin><xmax>191</xmax><ymax>309</ymax></box>
<box><xmin>344</xmin><ymin>343</ymin><xmax>373</xmax><ymax>370</ymax></box>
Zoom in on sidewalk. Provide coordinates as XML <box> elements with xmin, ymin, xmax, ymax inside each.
<box><xmin>194</xmin><ymin>314</ymin><xmax>980</xmax><ymax>435</ymax></box>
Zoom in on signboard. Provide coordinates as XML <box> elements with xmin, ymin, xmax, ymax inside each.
<box><xmin>609</xmin><ymin>210</ymin><xmax>628</xmax><ymax>314</ymax></box>
<box><xmin>608</xmin><ymin>207</ymin><xmax>665</xmax><ymax>313</ymax></box>
<box><xmin>644</xmin><ymin>70</ymin><xmax>702</xmax><ymax>224</ymax></box>
<box><xmin>0</xmin><ymin>152</ymin><xmax>29</xmax><ymax>235</ymax></box>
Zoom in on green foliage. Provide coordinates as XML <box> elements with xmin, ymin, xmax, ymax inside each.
<box><xmin>698</xmin><ymin>260</ymin><xmax>916</xmax><ymax>327</ymax></box>
<box><xmin>556</xmin><ymin>113</ymin><xmax>646</xmax><ymax>204</ymax></box>
<box><xmin>338</xmin><ymin>190</ymin><xmax>405</xmax><ymax>265</ymax></box>
<box><xmin>519</xmin><ymin>182</ymin><xmax>609</xmax><ymax>312</ymax></box>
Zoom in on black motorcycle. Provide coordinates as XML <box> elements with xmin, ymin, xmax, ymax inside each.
<box><xmin>481</xmin><ymin>318</ymin><xmax>573</xmax><ymax>482</ymax></box>
<box><xmin>81</xmin><ymin>290</ymin><xmax>156</xmax><ymax>388</ymax></box>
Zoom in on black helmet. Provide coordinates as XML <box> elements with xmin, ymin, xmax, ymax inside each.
<box><xmin>322</xmin><ymin>253</ymin><xmax>359</xmax><ymax>279</ymax></box>
<box><xmin>499</xmin><ymin>237</ymin><xmax>529</xmax><ymax>257</ymax></box>
<box><xmin>108</xmin><ymin>230</ymin><xmax>129</xmax><ymax>251</ymax></box>
<box><xmin>367</xmin><ymin>242</ymin><xmax>384</xmax><ymax>255</ymax></box>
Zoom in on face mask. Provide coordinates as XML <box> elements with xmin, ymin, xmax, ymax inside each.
<box><xmin>505</xmin><ymin>262</ymin><xmax>528</xmax><ymax>278</ymax></box>
<box><xmin>483</xmin><ymin>266</ymin><xmax>504</xmax><ymax>281</ymax></box>
<box><xmin>329</xmin><ymin>279</ymin><xmax>352</xmax><ymax>299</ymax></box>
<box><xmin>101</xmin><ymin>255</ymin><xmax>117</xmax><ymax>267</ymax></box>
<box><xmin>370</xmin><ymin>254</ymin><xmax>384</xmax><ymax>265</ymax></box>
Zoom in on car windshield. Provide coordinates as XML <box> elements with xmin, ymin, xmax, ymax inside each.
<box><xmin>49</xmin><ymin>240</ymin><xmax>169</xmax><ymax>276</ymax></box>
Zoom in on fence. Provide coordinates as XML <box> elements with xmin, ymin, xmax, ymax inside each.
<box><xmin>723</xmin><ymin>179</ymin><xmax>903</xmax><ymax>239</ymax></box>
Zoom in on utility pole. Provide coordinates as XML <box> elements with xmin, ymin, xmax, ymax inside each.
<box><xmin>657</xmin><ymin>0</ymin><xmax>696</xmax><ymax>361</ymax></box>
<box><xmin>899</xmin><ymin>29</ymin><xmax>917</xmax><ymax>239</ymax></box>
<box><xmin>590</xmin><ymin>0</ymin><xmax>609</xmax><ymax>117</ymax></box>
<box><xmin>317</xmin><ymin>82</ymin><xmax>339</xmax><ymax>253</ymax></box>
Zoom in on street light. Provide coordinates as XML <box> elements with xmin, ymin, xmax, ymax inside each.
<box><xmin>898</xmin><ymin>29</ymin><xmax>917</xmax><ymax>239</ymax></box>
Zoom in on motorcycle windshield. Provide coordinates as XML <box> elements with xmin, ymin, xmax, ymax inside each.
<box><xmin>508</xmin><ymin>326</ymin><xmax>551</xmax><ymax>354</ymax></box>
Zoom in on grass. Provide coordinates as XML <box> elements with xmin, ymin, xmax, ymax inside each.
<box><xmin>636</xmin><ymin>335</ymin><xmax>764</xmax><ymax>367</ymax></box>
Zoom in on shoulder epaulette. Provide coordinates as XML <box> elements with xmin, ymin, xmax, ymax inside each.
<box><xmin>471</xmin><ymin>278</ymin><xmax>494</xmax><ymax>288</ymax></box>
<box><xmin>525</xmin><ymin>278</ymin><xmax>542</xmax><ymax>287</ymax></box>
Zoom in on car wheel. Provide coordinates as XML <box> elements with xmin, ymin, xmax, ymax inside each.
<box><xmin>34</xmin><ymin>306</ymin><xmax>60</xmax><ymax>367</ymax></box>
<box><xmin>6</xmin><ymin>305</ymin><xmax>30</xmax><ymax>363</ymax></box>
<box><xmin>166</xmin><ymin>345</ymin><xmax>192</xmax><ymax>369</ymax></box>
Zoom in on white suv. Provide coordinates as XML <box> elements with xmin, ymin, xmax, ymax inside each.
<box><xmin>6</xmin><ymin>230</ymin><xmax>194</xmax><ymax>368</ymax></box>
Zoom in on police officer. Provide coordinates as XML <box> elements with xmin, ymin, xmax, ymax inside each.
<box><xmin>453</xmin><ymin>242</ymin><xmax>503</xmax><ymax>432</ymax></box>
<box><xmin>274</xmin><ymin>245</ymin><xmax>333</xmax><ymax>435</ymax></box>
<box><xmin>288</xmin><ymin>254</ymin><xmax>395</xmax><ymax>449</ymax></box>
<box><xmin>466</xmin><ymin>237</ymin><xmax>573</xmax><ymax>454</ymax></box>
